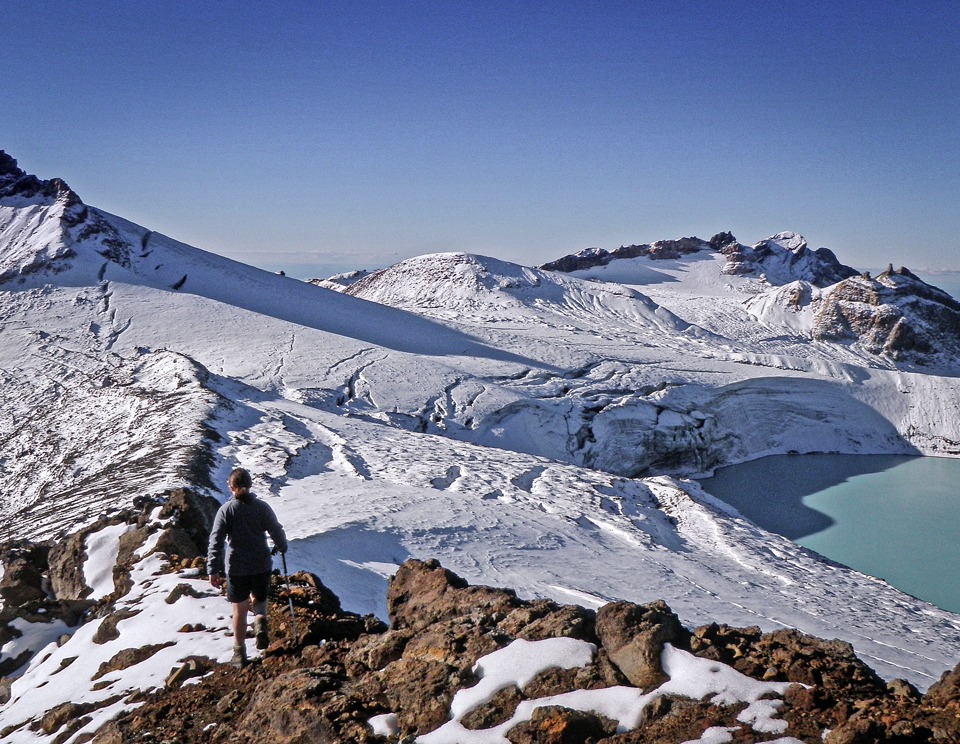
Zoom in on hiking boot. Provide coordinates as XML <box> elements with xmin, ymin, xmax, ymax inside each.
<box><xmin>231</xmin><ymin>644</ymin><xmax>248</xmax><ymax>667</ymax></box>
<box><xmin>254</xmin><ymin>615</ymin><xmax>269</xmax><ymax>650</ymax></box>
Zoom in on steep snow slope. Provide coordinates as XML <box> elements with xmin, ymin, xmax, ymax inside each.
<box><xmin>4</xmin><ymin>153</ymin><xmax>960</xmax><ymax>741</ymax></box>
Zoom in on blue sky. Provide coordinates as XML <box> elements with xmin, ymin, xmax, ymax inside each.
<box><xmin>2</xmin><ymin>1</ymin><xmax>958</xmax><ymax>277</ymax></box>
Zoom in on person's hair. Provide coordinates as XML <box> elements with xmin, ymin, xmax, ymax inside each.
<box><xmin>228</xmin><ymin>467</ymin><xmax>253</xmax><ymax>502</ymax></box>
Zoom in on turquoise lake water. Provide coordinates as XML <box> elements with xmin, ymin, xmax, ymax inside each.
<box><xmin>699</xmin><ymin>454</ymin><xmax>960</xmax><ymax>614</ymax></box>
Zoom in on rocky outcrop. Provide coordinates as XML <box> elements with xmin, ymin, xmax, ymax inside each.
<box><xmin>0</xmin><ymin>150</ymin><xmax>80</xmax><ymax>207</ymax></box>
<box><xmin>89</xmin><ymin>558</ymin><xmax>960</xmax><ymax>743</ymax></box>
<box><xmin>0</xmin><ymin>541</ymin><xmax>49</xmax><ymax>608</ymax></box>
<box><xmin>48</xmin><ymin>529</ymin><xmax>91</xmax><ymax>601</ymax></box>
<box><xmin>0</xmin><ymin>150</ymin><xmax>133</xmax><ymax>283</ymax></box>
<box><xmin>812</xmin><ymin>266</ymin><xmax>960</xmax><ymax>362</ymax></box>
<box><xmin>540</xmin><ymin>230</ymin><xmax>858</xmax><ymax>289</ymax></box>
<box><xmin>595</xmin><ymin>600</ymin><xmax>689</xmax><ymax>691</ymax></box>
<box><xmin>718</xmin><ymin>231</ymin><xmax>858</xmax><ymax>287</ymax></box>
<box><xmin>540</xmin><ymin>237</ymin><xmax>710</xmax><ymax>273</ymax></box>
<box><xmin>0</xmin><ymin>488</ymin><xmax>219</xmax><ymax>678</ymax></box>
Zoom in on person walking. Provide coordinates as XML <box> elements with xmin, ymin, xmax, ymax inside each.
<box><xmin>207</xmin><ymin>467</ymin><xmax>288</xmax><ymax>665</ymax></box>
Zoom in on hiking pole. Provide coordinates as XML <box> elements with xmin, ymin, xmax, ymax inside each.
<box><xmin>280</xmin><ymin>551</ymin><xmax>299</xmax><ymax>638</ymax></box>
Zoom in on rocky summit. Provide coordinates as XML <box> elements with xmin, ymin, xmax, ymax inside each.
<box><xmin>812</xmin><ymin>265</ymin><xmax>960</xmax><ymax>362</ymax></box>
<box><xmin>4</xmin><ymin>496</ymin><xmax>960</xmax><ymax>743</ymax></box>
<box><xmin>540</xmin><ymin>231</ymin><xmax>859</xmax><ymax>290</ymax></box>
<box><xmin>71</xmin><ymin>563</ymin><xmax>960</xmax><ymax>743</ymax></box>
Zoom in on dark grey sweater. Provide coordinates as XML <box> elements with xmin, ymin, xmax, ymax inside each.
<box><xmin>207</xmin><ymin>494</ymin><xmax>288</xmax><ymax>577</ymax></box>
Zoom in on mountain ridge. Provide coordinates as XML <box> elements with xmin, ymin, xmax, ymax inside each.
<box><xmin>4</xmin><ymin>151</ymin><xmax>960</xmax><ymax>741</ymax></box>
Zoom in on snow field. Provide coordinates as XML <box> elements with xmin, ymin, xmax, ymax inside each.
<box><xmin>5</xmin><ymin>186</ymin><xmax>960</xmax><ymax>742</ymax></box>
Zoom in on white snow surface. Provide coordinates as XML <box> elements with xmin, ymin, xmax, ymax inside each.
<box><xmin>413</xmin><ymin>640</ymin><xmax>799</xmax><ymax>744</ymax></box>
<box><xmin>3</xmin><ymin>188</ymin><xmax>960</xmax><ymax>739</ymax></box>
<box><xmin>83</xmin><ymin>522</ymin><xmax>134</xmax><ymax>600</ymax></box>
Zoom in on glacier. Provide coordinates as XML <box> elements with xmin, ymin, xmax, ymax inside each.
<box><xmin>2</xmin><ymin>151</ymin><xmax>960</xmax><ymax>740</ymax></box>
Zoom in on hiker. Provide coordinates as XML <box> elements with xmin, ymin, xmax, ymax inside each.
<box><xmin>207</xmin><ymin>467</ymin><xmax>288</xmax><ymax>665</ymax></box>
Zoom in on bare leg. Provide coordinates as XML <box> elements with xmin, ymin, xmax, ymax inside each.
<box><xmin>229</xmin><ymin>599</ymin><xmax>250</xmax><ymax>665</ymax></box>
<box><xmin>233</xmin><ymin>599</ymin><xmax>250</xmax><ymax>642</ymax></box>
<box><xmin>252</xmin><ymin>597</ymin><xmax>269</xmax><ymax>649</ymax></box>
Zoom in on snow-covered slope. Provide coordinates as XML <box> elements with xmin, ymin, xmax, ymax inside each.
<box><xmin>4</xmin><ymin>152</ymin><xmax>960</xmax><ymax>740</ymax></box>
<box><xmin>346</xmin><ymin>252</ymin><xmax>695</xmax><ymax>335</ymax></box>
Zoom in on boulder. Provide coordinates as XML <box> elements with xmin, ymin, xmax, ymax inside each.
<box><xmin>594</xmin><ymin>599</ymin><xmax>689</xmax><ymax>691</ymax></box>
<box><xmin>506</xmin><ymin>705</ymin><xmax>618</xmax><ymax>743</ymax></box>
<box><xmin>500</xmin><ymin>600</ymin><xmax>595</xmax><ymax>642</ymax></box>
<box><xmin>0</xmin><ymin>556</ymin><xmax>47</xmax><ymax>607</ymax></box>
<box><xmin>48</xmin><ymin>529</ymin><xmax>90</xmax><ymax>600</ymax></box>
<box><xmin>158</xmin><ymin>488</ymin><xmax>220</xmax><ymax>552</ymax></box>
<box><xmin>152</xmin><ymin>526</ymin><xmax>204</xmax><ymax>562</ymax></box>
<box><xmin>0</xmin><ymin>541</ymin><xmax>49</xmax><ymax>608</ymax></box>
<box><xmin>92</xmin><ymin>642</ymin><xmax>175</xmax><ymax>680</ymax></box>
<box><xmin>386</xmin><ymin>558</ymin><xmax>520</xmax><ymax>633</ymax></box>
<box><xmin>374</xmin><ymin>655</ymin><xmax>473</xmax><ymax>735</ymax></box>
<box><xmin>92</xmin><ymin>608</ymin><xmax>141</xmax><ymax>644</ymax></box>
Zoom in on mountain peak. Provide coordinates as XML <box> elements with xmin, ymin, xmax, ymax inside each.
<box><xmin>0</xmin><ymin>150</ymin><xmax>79</xmax><ymax>207</ymax></box>
<box><xmin>542</xmin><ymin>232</ymin><xmax>859</xmax><ymax>289</ymax></box>
<box><xmin>0</xmin><ymin>150</ymin><xmax>25</xmax><ymax>181</ymax></box>
<box><xmin>0</xmin><ymin>150</ymin><xmax>135</xmax><ymax>282</ymax></box>
<box><xmin>719</xmin><ymin>232</ymin><xmax>857</xmax><ymax>287</ymax></box>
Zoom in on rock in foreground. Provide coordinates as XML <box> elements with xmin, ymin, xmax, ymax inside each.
<box><xmin>92</xmin><ymin>558</ymin><xmax>960</xmax><ymax>743</ymax></box>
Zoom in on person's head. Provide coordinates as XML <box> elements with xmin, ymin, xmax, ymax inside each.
<box><xmin>227</xmin><ymin>467</ymin><xmax>253</xmax><ymax>502</ymax></box>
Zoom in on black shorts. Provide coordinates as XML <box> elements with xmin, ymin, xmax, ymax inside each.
<box><xmin>226</xmin><ymin>571</ymin><xmax>271</xmax><ymax>603</ymax></box>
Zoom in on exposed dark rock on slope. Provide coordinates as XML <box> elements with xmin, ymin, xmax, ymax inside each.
<box><xmin>5</xmin><ymin>487</ymin><xmax>960</xmax><ymax>742</ymax></box>
<box><xmin>813</xmin><ymin>265</ymin><xmax>960</xmax><ymax>361</ymax></box>
<box><xmin>539</xmin><ymin>231</ymin><xmax>859</xmax><ymax>290</ymax></box>
<box><xmin>91</xmin><ymin>561</ymin><xmax>960</xmax><ymax>742</ymax></box>
<box><xmin>0</xmin><ymin>489</ymin><xmax>219</xmax><ymax>676</ymax></box>
<box><xmin>0</xmin><ymin>151</ymin><xmax>80</xmax><ymax>206</ymax></box>
<box><xmin>540</xmin><ymin>237</ymin><xmax>710</xmax><ymax>273</ymax></box>
<box><xmin>0</xmin><ymin>149</ymin><xmax>132</xmax><ymax>284</ymax></box>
